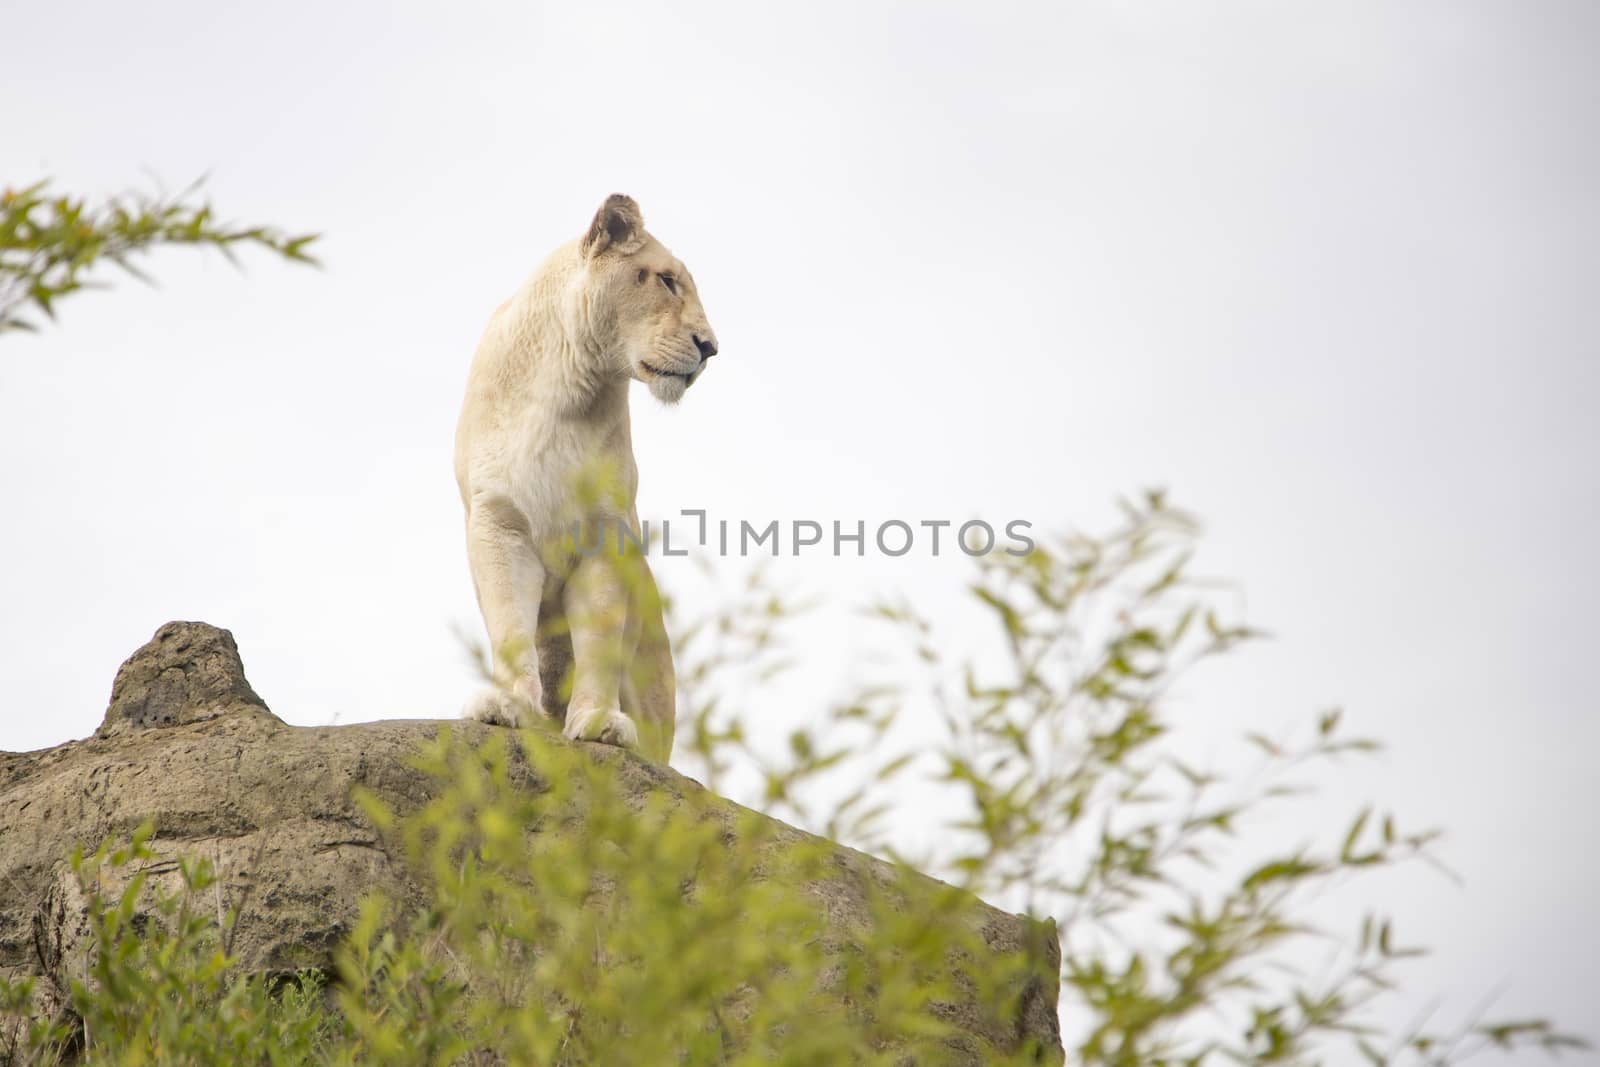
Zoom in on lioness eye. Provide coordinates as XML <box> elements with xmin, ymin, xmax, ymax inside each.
<box><xmin>659</xmin><ymin>273</ymin><xmax>679</xmax><ymax>296</ymax></box>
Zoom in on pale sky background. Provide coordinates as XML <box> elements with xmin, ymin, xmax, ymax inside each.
<box><xmin>2</xmin><ymin>0</ymin><xmax>1596</xmax><ymax>1055</ymax></box>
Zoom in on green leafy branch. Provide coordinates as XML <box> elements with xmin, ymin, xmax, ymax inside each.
<box><xmin>669</xmin><ymin>491</ymin><xmax>1588</xmax><ymax>1066</ymax></box>
<box><xmin>0</xmin><ymin>178</ymin><xmax>319</xmax><ymax>335</ymax></box>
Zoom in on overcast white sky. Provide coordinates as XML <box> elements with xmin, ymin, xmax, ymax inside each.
<box><xmin>2</xmin><ymin>0</ymin><xmax>1596</xmax><ymax>1053</ymax></box>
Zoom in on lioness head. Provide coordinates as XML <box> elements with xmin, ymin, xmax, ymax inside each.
<box><xmin>580</xmin><ymin>194</ymin><xmax>718</xmax><ymax>405</ymax></box>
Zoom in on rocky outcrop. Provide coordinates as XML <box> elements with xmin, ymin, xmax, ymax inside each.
<box><xmin>0</xmin><ymin>622</ymin><xmax>1062</xmax><ymax>1063</ymax></box>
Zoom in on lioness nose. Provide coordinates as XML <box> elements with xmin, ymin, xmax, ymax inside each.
<box><xmin>694</xmin><ymin>334</ymin><xmax>718</xmax><ymax>361</ymax></box>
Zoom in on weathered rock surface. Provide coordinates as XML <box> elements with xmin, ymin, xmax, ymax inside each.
<box><xmin>0</xmin><ymin>622</ymin><xmax>1062</xmax><ymax>1063</ymax></box>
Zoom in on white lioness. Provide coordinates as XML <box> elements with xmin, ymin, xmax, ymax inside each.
<box><xmin>454</xmin><ymin>194</ymin><xmax>717</xmax><ymax>763</ymax></box>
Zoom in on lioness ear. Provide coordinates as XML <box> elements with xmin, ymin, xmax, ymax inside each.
<box><xmin>582</xmin><ymin>194</ymin><xmax>646</xmax><ymax>257</ymax></box>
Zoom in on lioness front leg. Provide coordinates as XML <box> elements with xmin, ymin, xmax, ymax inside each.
<box><xmin>622</xmin><ymin>555</ymin><xmax>676</xmax><ymax>764</ymax></box>
<box><xmin>561</xmin><ymin>551</ymin><xmax>640</xmax><ymax>750</ymax></box>
<box><xmin>463</xmin><ymin>498</ymin><xmax>547</xmax><ymax>727</ymax></box>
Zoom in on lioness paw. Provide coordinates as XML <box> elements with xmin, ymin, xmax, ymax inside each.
<box><xmin>564</xmin><ymin>704</ymin><xmax>640</xmax><ymax>750</ymax></box>
<box><xmin>463</xmin><ymin>688</ymin><xmax>535</xmax><ymax>728</ymax></box>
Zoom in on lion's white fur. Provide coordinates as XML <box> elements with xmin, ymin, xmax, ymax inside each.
<box><xmin>454</xmin><ymin>195</ymin><xmax>716</xmax><ymax>763</ymax></box>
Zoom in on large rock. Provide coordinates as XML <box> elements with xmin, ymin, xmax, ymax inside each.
<box><xmin>0</xmin><ymin>622</ymin><xmax>1062</xmax><ymax>1063</ymax></box>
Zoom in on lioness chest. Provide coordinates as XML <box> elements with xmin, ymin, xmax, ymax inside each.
<box><xmin>463</xmin><ymin>398</ymin><xmax>639</xmax><ymax>555</ymax></box>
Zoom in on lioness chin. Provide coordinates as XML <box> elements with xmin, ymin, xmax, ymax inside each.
<box><xmin>453</xmin><ymin>194</ymin><xmax>718</xmax><ymax>764</ymax></box>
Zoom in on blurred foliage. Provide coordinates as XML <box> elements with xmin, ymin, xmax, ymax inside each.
<box><xmin>0</xmin><ymin>494</ymin><xmax>1585</xmax><ymax>1065</ymax></box>
<box><xmin>0</xmin><ymin>827</ymin><xmax>335</xmax><ymax>1066</ymax></box>
<box><xmin>673</xmin><ymin>492</ymin><xmax>1585</xmax><ymax>1066</ymax></box>
<box><xmin>0</xmin><ymin>178</ymin><xmax>317</xmax><ymax>335</ymax></box>
<box><xmin>332</xmin><ymin>733</ymin><xmax>1042</xmax><ymax>1065</ymax></box>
